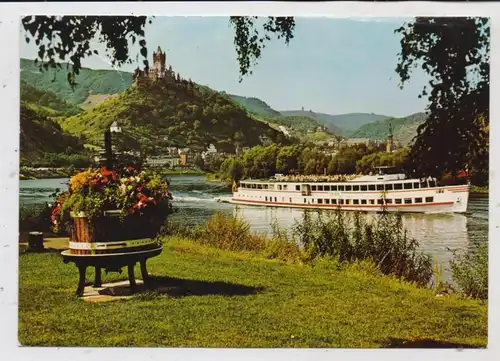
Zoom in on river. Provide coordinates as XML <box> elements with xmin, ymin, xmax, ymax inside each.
<box><xmin>20</xmin><ymin>175</ymin><xmax>488</xmax><ymax>281</ymax></box>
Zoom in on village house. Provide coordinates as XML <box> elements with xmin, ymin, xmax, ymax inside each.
<box><xmin>178</xmin><ymin>148</ymin><xmax>197</xmax><ymax>166</ymax></box>
<box><xmin>109</xmin><ymin>121</ymin><xmax>122</xmax><ymax>133</ymax></box>
<box><xmin>145</xmin><ymin>154</ymin><xmax>180</xmax><ymax>168</ymax></box>
<box><xmin>201</xmin><ymin>143</ymin><xmax>218</xmax><ymax>161</ymax></box>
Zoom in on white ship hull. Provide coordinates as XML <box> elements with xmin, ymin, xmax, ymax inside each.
<box><xmin>231</xmin><ymin>177</ymin><xmax>469</xmax><ymax>214</ymax></box>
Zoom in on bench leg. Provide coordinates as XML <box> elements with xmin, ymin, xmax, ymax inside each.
<box><xmin>140</xmin><ymin>260</ymin><xmax>151</xmax><ymax>288</ymax></box>
<box><xmin>76</xmin><ymin>265</ymin><xmax>87</xmax><ymax>297</ymax></box>
<box><xmin>94</xmin><ymin>267</ymin><xmax>102</xmax><ymax>287</ymax></box>
<box><xmin>128</xmin><ymin>263</ymin><xmax>137</xmax><ymax>291</ymax></box>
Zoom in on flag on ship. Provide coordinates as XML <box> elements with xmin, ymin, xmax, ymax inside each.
<box><xmin>457</xmin><ymin>169</ymin><xmax>468</xmax><ymax>178</ymax></box>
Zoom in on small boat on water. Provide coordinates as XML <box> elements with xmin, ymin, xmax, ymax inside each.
<box><xmin>230</xmin><ymin>166</ymin><xmax>469</xmax><ymax>214</ymax></box>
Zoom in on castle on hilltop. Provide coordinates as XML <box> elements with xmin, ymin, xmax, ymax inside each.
<box><xmin>133</xmin><ymin>46</ymin><xmax>175</xmax><ymax>84</ymax></box>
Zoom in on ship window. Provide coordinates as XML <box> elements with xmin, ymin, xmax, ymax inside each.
<box><xmin>415</xmin><ymin>197</ymin><xmax>423</xmax><ymax>203</ymax></box>
<box><xmin>339</xmin><ymin>199</ymin><xmax>344</xmax><ymax>205</ymax></box>
<box><xmin>277</xmin><ymin>185</ymin><xmax>282</xmax><ymax>190</ymax></box>
<box><xmin>420</xmin><ymin>181</ymin><xmax>428</xmax><ymax>188</ymax></box>
<box><xmin>394</xmin><ymin>183</ymin><xmax>403</xmax><ymax>190</ymax></box>
<box><xmin>385</xmin><ymin>199</ymin><xmax>393</xmax><ymax>204</ymax></box>
<box><xmin>325</xmin><ymin>199</ymin><xmax>330</xmax><ymax>204</ymax></box>
<box><xmin>296</xmin><ymin>185</ymin><xmax>300</xmax><ymax>191</ymax></box>
<box><xmin>395</xmin><ymin>199</ymin><xmax>402</xmax><ymax>204</ymax></box>
<box><xmin>317</xmin><ymin>185</ymin><xmax>323</xmax><ymax>191</ymax></box>
<box><xmin>353</xmin><ymin>199</ymin><xmax>359</xmax><ymax>205</ymax></box>
<box><xmin>369</xmin><ymin>199</ymin><xmax>375</xmax><ymax>205</ymax></box>
<box><xmin>361</xmin><ymin>199</ymin><xmax>367</xmax><ymax>205</ymax></box>
<box><xmin>274</xmin><ymin>197</ymin><xmax>277</xmax><ymax>202</ymax></box>
<box><xmin>377</xmin><ymin>184</ymin><xmax>384</xmax><ymax>191</ymax></box>
<box><xmin>413</xmin><ymin>182</ymin><xmax>420</xmax><ymax>189</ymax></box>
<box><xmin>283</xmin><ymin>185</ymin><xmax>288</xmax><ymax>190</ymax></box>
<box><xmin>385</xmin><ymin>184</ymin><xmax>393</xmax><ymax>191</ymax></box>
<box><xmin>338</xmin><ymin>185</ymin><xmax>345</xmax><ymax>191</ymax></box>
<box><xmin>331</xmin><ymin>185</ymin><xmax>338</xmax><ymax>191</ymax></box>
<box><xmin>304</xmin><ymin>198</ymin><xmax>306</xmax><ymax>203</ymax></box>
<box><xmin>346</xmin><ymin>199</ymin><xmax>351</xmax><ymax>205</ymax></box>
<box><xmin>263</xmin><ymin>184</ymin><xmax>268</xmax><ymax>189</ymax></box>
<box><xmin>377</xmin><ymin>199</ymin><xmax>384</xmax><ymax>205</ymax></box>
<box><xmin>257</xmin><ymin>184</ymin><xmax>263</xmax><ymax>189</ymax></box>
<box><xmin>324</xmin><ymin>185</ymin><xmax>330</xmax><ymax>191</ymax></box>
<box><xmin>311</xmin><ymin>185</ymin><xmax>317</xmax><ymax>191</ymax></box>
<box><xmin>404</xmin><ymin>183</ymin><xmax>412</xmax><ymax>190</ymax></box>
<box><xmin>345</xmin><ymin>185</ymin><xmax>352</xmax><ymax>191</ymax></box>
<box><xmin>353</xmin><ymin>185</ymin><xmax>360</xmax><ymax>191</ymax></box>
<box><xmin>368</xmin><ymin>184</ymin><xmax>376</xmax><ymax>191</ymax></box>
<box><xmin>289</xmin><ymin>198</ymin><xmax>292</xmax><ymax>202</ymax></box>
<box><xmin>332</xmin><ymin>199</ymin><xmax>337</xmax><ymax>204</ymax></box>
<box><xmin>425</xmin><ymin>197</ymin><xmax>434</xmax><ymax>203</ymax></box>
<box><xmin>404</xmin><ymin>198</ymin><xmax>412</xmax><ymax>204</ymax></box>
<box><xmin>265</xmin><ymin>197</ymin><xmax>268</xmax><ymax>201</ymax></box>
<box><xmin>361</xmin><ymin>185</ymin><xmax>368</xmax><ymax>191</ymax></box>
<box><xmin>318</xmin><ymin>199</ymin><xmax>323</xmax><ymax>204</ymax></box>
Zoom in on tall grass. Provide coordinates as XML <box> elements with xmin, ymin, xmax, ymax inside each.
<box><xmin>292</xmin><ymin>207</ymin><xmax>433</xmax><ymax>286</ymax></box>
<box><xmin>162</xmin><ymin>207</ymin><xmax>434</xmax><ymax>286</ymax></box>
<box><xmin>450</xmin><ymin>241</ymin><xmax>488</xmax><ymax>300</ymax></box>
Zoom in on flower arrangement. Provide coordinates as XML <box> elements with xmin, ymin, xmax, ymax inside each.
<box><xmin>51</xmin><ymin>166</ymin><xmax>173</xmax><ymax>238</ymax></box>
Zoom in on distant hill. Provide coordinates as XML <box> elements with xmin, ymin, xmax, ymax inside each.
<box><xmin>20</xmin><ymin>80</ymin><xmax>82</xmax><ymax>117</ymax></box>
<box><xmin>61</xmin><ymin>74</ymin><xmax>289</xmax><ymax>154</ymax></box>
<box><xmin>350</xmin><ymin>112</ymin><xmax>427</xmax><ymax>146</ymax></box>
<box><xmin>20</xmin><ymin>58</ymin><xmax>133</xmax><ymax>105</ymax></box>
<box><xmin>263</xmin><ymin>115</ymin><xmax>338</xmax><ymax>138</ymax></box>
<box><xmin>20</xmin><ymin>103</ymin><xmax>87</xmax><ymax>166</ymax></box>
<box><xmin>225</xmin><ymin>93</ymin><xmax>281</xmax><ymax>118</ymax></box>
<box><xmin>280</xmin><ymin>110</ymin><xmax>391</xmax><ymax>136</ymax></box>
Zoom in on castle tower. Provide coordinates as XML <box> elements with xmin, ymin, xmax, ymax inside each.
<box><xmin>386</xmin><ymin>121</ymin><xmax>394</xmax><ymax>153</ymax></box>
<box><xmin>152</xmin><ymin>46</ymin><xmax>166</xmax><ymax>77</ymax></box>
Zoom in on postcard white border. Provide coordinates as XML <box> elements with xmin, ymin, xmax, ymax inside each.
<box><xmin>0</xmin><ymin>2</ymin><xmax>498</xmax><ymax>361</ymax></box>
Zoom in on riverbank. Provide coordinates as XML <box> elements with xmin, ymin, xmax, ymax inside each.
<box><xmin>158</xmin><ymin>168</ymin><xmax>206</xmax><ymax>176</ymax></box>
<box><xmin>18</xmin><ymin>236</ymin><xmax>487</xmax><ymax>347</ymax></box>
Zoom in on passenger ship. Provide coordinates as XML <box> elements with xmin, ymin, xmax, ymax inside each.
<box><xmin>230</xmin><ymin>167</ymin><xmax>469</xmax><ymax>213</ymax></box>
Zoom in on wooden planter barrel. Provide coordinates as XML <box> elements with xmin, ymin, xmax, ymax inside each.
<box><xmin>69</xmin><ymin>211</ymin><xmax>163</xmax><ymax>255</ymax></box>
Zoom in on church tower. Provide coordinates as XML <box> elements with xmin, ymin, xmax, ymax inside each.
<box><xmin>152</xmin><ymin>46</ymin><xmax>167</xmax><ymax>77</ymax></box>
<box><xmin>386</xmin><ymin>121</ymin><xmax>394</xmax><ymax>153</ymax></box>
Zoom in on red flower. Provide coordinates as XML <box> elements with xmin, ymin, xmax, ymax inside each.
<box><xmin>100</xmin><ymin>166</ymin><xmax>117</xmax><ymax>181</ymax></box>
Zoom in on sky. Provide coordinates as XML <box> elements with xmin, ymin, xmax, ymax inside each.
<box><xmin>20</xmin><ymin>16</ymin><xmax>431</xmax><ymax>117</ymax></box>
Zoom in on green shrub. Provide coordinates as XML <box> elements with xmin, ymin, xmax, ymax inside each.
<box><xmin>450</xmin><ymin>241</ymin><xmax>488</xmax><ymax>300</ymax></box>
<box><xmin>19</xmin><ymin>204</ymin><xmax>52</xmax><ymax>233</ymax></box>
<box><xmin>292</xmin><ymin>208</ymin><xmax>433</xmax><ymax>286</ymax></box>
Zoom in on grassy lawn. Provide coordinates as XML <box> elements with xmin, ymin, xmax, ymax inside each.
<box><xmin>18</xmin><ymin>237</ymin><xmax>488</xmax><ymax>348</ymax></box>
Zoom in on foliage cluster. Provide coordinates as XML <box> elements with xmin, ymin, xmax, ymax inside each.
<box><xmin>450</xmin><ymin>241</ymin><xmax>488</xmax><ymax>300</ymax></box>
<box><xmin>293</xmin><ymin>209</ymin><xmax>433</xmax><ymax>286</ymax></box>
<box><xmin>216</xmin><ymin>143</ymin><xmax>408</xmax><ymax>181</ymax></box>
